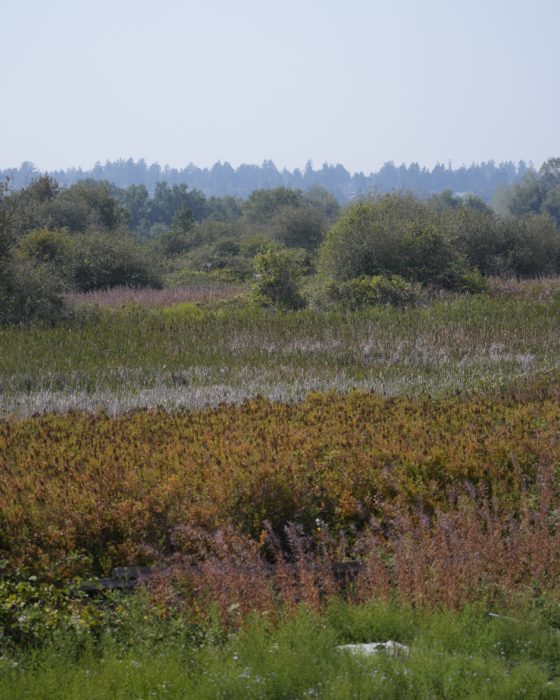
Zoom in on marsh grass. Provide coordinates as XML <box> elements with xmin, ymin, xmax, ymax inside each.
<box><xmin>65</xmin><ymin>282</ymin><xmax>245</xmax><ymax>309</ymax></box>
<box><xmin>488</xmin><ymin>276</ymin><xmax>560</xmax><ymax>303</ymax></box>
<box><xmin>2</xmin><ymin>295</ymin><xmax>560</xmax><ymax>416</ymax></box>
<box><xmin>4</xmin><ymin>287</ymin><xmax>560</xmax><ymax>696</ymax></box>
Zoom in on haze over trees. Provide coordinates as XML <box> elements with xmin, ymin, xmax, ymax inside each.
<box><xmin>0</xmin><ymin>158</ymin><xmax>529</xmax><ymax>202</ymax></box>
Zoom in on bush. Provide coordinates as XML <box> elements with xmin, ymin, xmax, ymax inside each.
<box><xmin>244</xmin><ymin>187</ymin><xmax>304</xmax><ymax>225</ymax></box>
<box><xmin>47</xmin><ymin>180</ymin><xmax>128</xmax><ymax>232</ymax></box>
<box><xmin>180</xmin><ymin>238</ymin><xmax>254</xmax><ymax>282</ymax></box>
<box><xmin>501</xmin><ymin>215</ymin><xmax>560</xmax><ymax>278</ymax></box>
<box><xmin>319</xmin><ymin>194</ymin><xmax>467</xmax><ymax>287</ymax></box>
<box><xmin>319</xmin><ymin>196</ymin><xmax>419</xmax><ymax>281</ymax></box>
<box><xmin>459</xmin><ymin>269</ymin><xmax>490</xmax><ymax>294</ymax></box>
<box><xmin>320</xmin><ymin>193</ymin><xmax>560</xmax><ymax>287</ymax></box>
<box><xmin>0</xmin><ymin>259</ymin><xmax>66</xmax><ymax>326</ymax></box>
<box><xmin>239</xmin><ymin>233</ymin><xmax>271</xmax><ymax>257</ymax></box>
<box><xmin>325</xmin><ymin>274</ymin><xmax>416</xmax><ymax>309</ymax></box>
<box><xmin>250</xmin><ymin>245</ymin><xmax>306</xmax><ymax>310</ymax></box>
<box><xmin>152</xmin><ymin>229</ymin><xmax>193</xmax><ymax>258</ymax></box>
<box><xmin>402</xmin><ymin>223</ymin><xmax>467</xmax><ymax>288</ymax></box>
<box><xmin>161</xmin><ymin>302</ymin><xmax>207</xmax><ymax>321</ymax></box>
<box><xmin>447</xmin><ymin>207</ymin><xmax>505</xmax><ymax>275</ymax></box>
<box><xmin>0</xmin><ymin>181</ymin><xmax>18</xmax><ymax>259</ymax></box>
<box><xmin>70</xmin><ymin>231</ymin><xmax>163</xmax><ymax>291</ymax></box>
<box><xmin>271</xmin><ymin>205</ymin><xmax>326</xmax><ymax>251</ymax></box>
<box><xmin>172</xmin><ymin>206</ymin><xmax>194</xmax><ymax>233</ymax></box>
<box><xmin>17</xmin><ymin>229</ymin><xmax>74</xmax><ymax>278</ymax></box>
<box><xmin>0</xmin><ymin>568</ymin><xmax>103</xmax><ymax>649</ymax></box>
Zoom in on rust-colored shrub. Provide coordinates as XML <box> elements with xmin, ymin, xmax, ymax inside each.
<box><xmin>2</xmin><ymin>374</ymin><xmax>560</xmax><ymax>584</ymax></box>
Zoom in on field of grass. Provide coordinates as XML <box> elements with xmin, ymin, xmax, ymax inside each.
<box><xmin>3</xmin><ymin>602</ymin><xmax>560</xmax><ymax>698</ymax></box>
<box><xmin>1</xmin><ymin>294</ymin><xmax>560</xmax><ymax>416</ymax></box>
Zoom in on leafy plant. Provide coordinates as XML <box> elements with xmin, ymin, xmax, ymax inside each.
<box><xmin>250</xmin><ymin>245</ymin><xmax>306</xmax><ymax>309</ymax></box>
<box><xmin>325</xmin><ymin>274</ymin><xmax>416</xmax><ymax>309</ymax></box>
<box><xmin>69</xmin><ymin>231</ymin><xmax>163</xmax><ymax>291</ymax></box>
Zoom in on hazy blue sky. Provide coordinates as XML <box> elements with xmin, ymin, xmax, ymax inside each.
<box><xmin>2</xmin><ymin>0</ymin><xmax>559</xmax><ymax>173</ymax></box>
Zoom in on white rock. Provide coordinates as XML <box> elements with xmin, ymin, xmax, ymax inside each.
<box><xmin>336</xmin><ymin>641</ymin><xmax>410</xmax><ymax>657</ymax></box>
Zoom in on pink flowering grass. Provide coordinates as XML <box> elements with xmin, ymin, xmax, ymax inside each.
<box><xmin>66</xmin><ymin>283</ymin><xmax>245</xmax><ymax>308</ymax></box>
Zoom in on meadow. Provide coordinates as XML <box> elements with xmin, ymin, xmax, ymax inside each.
<box><xmin>3</xmin><ymin>285</ymin><xmax>560</xmax><ymax>696</ymax></box>
<box><xmin>1</xmin><ymin>292</ymin><xmax>560</xmax><ymax>416</ymax></box>
<box><xmin>5</xmin><ymin>161</ymin><xmax>560</xmax><ymax>695</ymax></box>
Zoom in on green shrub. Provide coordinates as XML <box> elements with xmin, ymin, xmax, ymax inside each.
<box><xmin>325</xmin><ymin>274</ymin><xmax>417</xmax><ymax>309</ymax></box>
<box><xmin>17</xmin><ymin>229</ymin><xmax>74</xmax><ymax>280</ymax></box>
<box><xmin>172</xmin><ymin>206</ymin><xmax>195</xmax><ymax>233</ymax></box>
<box><xmin>271</xmin><ymin>205</ymin><xmax>326</xmax><ymax>251</ymax></box>
<box><xmin>161</xmin><ymin>302</ymin><xmax>207</xmax><ymax>321</ymax></box>
<box><xmin>250</xmin><ymin>245</ymin><xmax>306</xmax><ymax>310</ymax></box>
<box><xmin>502</xmin><ymin>215</ymin><xmax>560</xmax><ymax>278</ymax></box>
<box><xmin>447</xmin><ymin>207</ymin><xmax>505</xmax><ymax>275</ymax></box>
<box><xmin>0</xmin><ymin>573</ymin><xmax>103</xmax><ymax>649</ymax></box>
<box><xmin>459</xmin><ymin>269</ymin><xmax>490</xmax><ymax>294</ymax></box>
<box><xmin>46</xmin><ymin>179</ymin><xmax>128</xmax><ymax>232</ymax></box>
<box><xmin>0</xmin><ymin>259</ymin><xmax>66</xmax><ymax>326</ymax></box>
<box><xmin>238</xmin><ymin>233</ymin><xmax>272</xmax><ymax>257</ymax></box>
<box><xmin>402</xmin><ymin>223</ymin><xmax>468</xmax><ymax>288</ymax></box>
<box><xmin>244</xmin><ymin>187</ymin><xmax>304</xmax><ymax>224</ymax></box>
<box><xmin>70</xmin><ymin>231</ymin><xmax>163</xmax><ymax>291</ymax></box>
<box><xmin>177</xmin><ymin>236</ymin><xmax>258</xmax><ymax>282</ymax></box>
<box><xmin>319</xmin><ymin>195</ymin><xmax>467</xmax><ymax>287</ymax></box>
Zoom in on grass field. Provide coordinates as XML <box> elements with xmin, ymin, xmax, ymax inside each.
<box><xmin>1</xmin><ymin>294</ymin><xmax>560</xmax><ymax>416</ymax></box>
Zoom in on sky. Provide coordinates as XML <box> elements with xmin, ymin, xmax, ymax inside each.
<box><xmin>2</xmin><ymin>0</ymin><xmax>559</xmax><ymax>174</ymax></box>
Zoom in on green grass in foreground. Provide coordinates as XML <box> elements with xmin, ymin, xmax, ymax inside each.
<box><xmin>2</xmin><ymin>602</ymin><xmax>560</xmax><ymax>699</ymax></box>
<box><xmin>1</xmin><ymin>295</ymin><xmax>560</xmax><ymax>415</ymax></box>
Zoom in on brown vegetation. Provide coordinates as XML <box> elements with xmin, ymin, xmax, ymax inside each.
<box><xmin>2</xmin><ymin>372</ymin><xmax>560</xmax><ymax>591</ymax></box>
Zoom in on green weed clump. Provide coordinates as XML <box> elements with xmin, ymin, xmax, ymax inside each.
<box><xmin>325</xmin><ymin>274</ymin><xmax>417</xmax><ymax>310</ymax></box>
<box><xmin>2</xmin><ymin>602</ymin><xmax>560</xmax><ymax>699</ymax></box>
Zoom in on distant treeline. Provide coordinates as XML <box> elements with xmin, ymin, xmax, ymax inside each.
<box><xmin>1</xmin><ymin>158</ymin><xmax>529</xmax><ymax>202</ymax></box>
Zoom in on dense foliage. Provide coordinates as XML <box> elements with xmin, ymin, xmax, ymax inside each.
<box><xmin>2</xmin><ymin>162</ymin><xmax>560</xmax><ymax>324</ymax></box>
<box><xmin>508</xmin><ymin>157</ymin><xmax>560</xmax><ymax>226</ymax></box>
<box><xmin>319</xmin><ymin>193</ymin><xmax>560</xmax><ymax>286</ymax></box>
<box><xmin>2</xmin><ymin>372</ymin><xmax>560</xmax><ymax>579</ymax></box>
